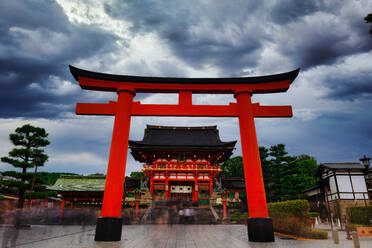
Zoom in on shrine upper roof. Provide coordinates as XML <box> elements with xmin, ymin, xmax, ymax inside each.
<box><xmin>129</xmin><ymin>125</ymin><xmax>236</xmax><ymax>148</ymax></box>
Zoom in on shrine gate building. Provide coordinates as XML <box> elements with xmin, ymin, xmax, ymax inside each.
<box><xmin>129</xmin><ymin>125</ymin><xmax>236</xmax><ymax>205</ymax></box>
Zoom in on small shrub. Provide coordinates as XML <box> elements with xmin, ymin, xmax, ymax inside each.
<box><xmin>268</xmin><ymin>200</ymin><xmax>327</xmax><ymax>239</ymax></box>
<box><xmin>24</xmin><ymin>191</ymin><xmax>57</xmax><ymax>199</ymax></box>
<box><xmin>231</xmin><ymin>211</ymin><xmax>241</xmax><ymax>221</ymax></box>
<box><xmin>309</xmin><ymin>212</ymin><xmax>320</xmax><ymax>218</ymax></box>
<box><xmin>346</xmin><ymin>206</ymin><xmax>372</xmax><ymax>226</ymax></box>
<box><xmin>273</xmin><ymin>217</ymin><xmax>327</xmax><ymax>239</ymax></box>
<box><xmin>268</xmin><ymin>200</ymin><xmax>310</xmax><ymax>221</ymax></box>
<box><xmin>299</xmin><ymin>228</ymin><xmax>328</xmax><ymax>239</ymax></box>
<box><xmin>240</xmin><ymin>212</ymin><xmax>249</xmax><ymax>220</ymax></box>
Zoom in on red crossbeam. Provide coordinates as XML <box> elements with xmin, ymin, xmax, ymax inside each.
<box><xmin>76</xmin><ymin>101</ymin><xmax>116</xmax><ymax>115</ymax></box>
<box><xmin>76</xmin><ymin>101</ymin><xmax>292</xmax><ymax>118</ymax></box>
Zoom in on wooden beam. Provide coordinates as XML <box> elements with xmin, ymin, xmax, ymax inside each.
<box><xmin>76</xmin><ymin>101</ymin><xmax>116</xmax><ymax>115</ymax></box>
<box><xmin>76</xmin><ymin>101</ymin><xmax>291</xmax><ymax>118</ymax></box>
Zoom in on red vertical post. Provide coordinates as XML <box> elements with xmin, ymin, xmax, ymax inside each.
<box><xmin>235</xmin><ymin>91</ymin><xmax>268</xmax><ymax>218</ymax></box>
<box><xmin>135</xmin><ymin>200</ymin><xmax>139</xmax><ymax>218</ymax></box>
<box><xmin>150</xmin><ymin>178</ymin><xmax>154</xmax><ymax>198</ymax></box>
<box><xmin>59</xmin><ymin>200</ymin><xmax>65</xmax><ymax>224</ymax></box>
<box><xmin>100</xmin><ymin>90</ymin><xmax>134</xmax><ymax>217</ymax></box>
<box><xmin>165</xmin><ymin>177</ymin><xmax>169</xmax><ymax>200</ymax></box>
<box><xmin>235</xmin><ymin>91</ymin><xmax>274</xmax><ymax>242</ymax></box>
<box><xmin>194</xmin><ymin>179</ymin><xmax>198</xmax><ymax>203</ymax></box>
<box><xmin>95</xmin><ymin>89</ymin><xmax>134</xmax><ymax>242</ymax></box>
<box><xmin>209</xmin><ymin>178</ymin><xmax>213</xmax><ymax>198</ymax></box>
<box><xmin>223</xmin><ymin>200</ymin><xmax>227</xmax><ymax>219</ymax></box>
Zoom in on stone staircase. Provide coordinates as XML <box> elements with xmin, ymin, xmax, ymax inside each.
<box><xmin>140</xmin><ymin>191</ymin><xmax>152</xmax><ymax>205</ymax></box>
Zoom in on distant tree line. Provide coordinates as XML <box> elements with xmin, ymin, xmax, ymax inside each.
<box><xmin>220</xmin><ymin>144</ymin><xmax>318</xmax><ymax>202</ymax></box>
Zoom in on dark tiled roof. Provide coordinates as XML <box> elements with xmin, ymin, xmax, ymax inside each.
<box><xmin>320</xmin><ymin>163</ymin><xmax>365</xmax><ymax>170</ymax></box>
<box><xmin>129</xmin><ymin>125</ymin><xmax>236</xmax><ymax>148</ymax></box>
<box><xmin>69</xmin><ymin>65</ymin><xmax>299</xmax><ymax>85</ymax></box>
<box><xmin>48</xmin><ymin>176</ymin><xmax>142</xmax><ymax>192</ymax></box>
<box><xmin>47</xmin><ymin>176</ymin><xmax>105</xmax><ymax>192</ymax></box>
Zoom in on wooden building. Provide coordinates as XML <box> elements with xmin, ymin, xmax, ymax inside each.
<box><xmin>129</xmin><ymin>125</ymin><xmax>236</xmax><ymax>206</ymax></box>
<box><xmin>49</xmin><ymin>175</ymin><xmax>142</xmax><ymax>209</ymax></box>
<box><xmin>304</xmin><ymin>159</ymin><xmax>371</xmax><ymax>223</ymax></box>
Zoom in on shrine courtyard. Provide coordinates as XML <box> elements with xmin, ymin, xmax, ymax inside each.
<box><xmin>1</xmin><ymin>224</ymin><xmax>372</xmax><ymax>248</ymax></box>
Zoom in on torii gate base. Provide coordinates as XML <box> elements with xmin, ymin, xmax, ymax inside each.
<box><xmin>248</xmin><ymin>218</ymin><xmax>274</xmax><ymax>242</ymax></box>
<box><xmin>69</xmin><ymin>65</ymin><xmax>299</xmax><ymax>242</ymax></box>
<box><xmin>95</xmin><ymin>218</ymin><xmax>122</xmax><ymax>241</ymax></box>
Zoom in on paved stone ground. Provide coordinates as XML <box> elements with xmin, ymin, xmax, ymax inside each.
<box><xmin>1</xmin><ymin>225</ymin><xmax>371</xmax><ymax>248</ymax></box>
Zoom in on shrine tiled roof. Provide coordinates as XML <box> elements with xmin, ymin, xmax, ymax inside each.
<box><xmin>48</xmin><ymin>176</ymin><xmax>143</xmax><ymax>192</ymax></box>
<box><xmin>129</xmin><ymin>125</ymin><xmax>236</xmax><ymax>148</ymax></box>
<box><xmin>320</xmin><ymin>163</ymin><xmax>365</xmax><ymax>170</ymax></box>
<box><xmin>47</xmin><ymin>176</ymin><xmax>106</xmax><ymax>192</ymax></box>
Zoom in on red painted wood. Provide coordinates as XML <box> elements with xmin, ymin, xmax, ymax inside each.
<box><xmin>100</xmin><ymin>91</ymin><xmax>133</xmax><ymax>217</ymax></box>
<box><xmin>236</xmin><ymin>92</ymin><xmax>269</xmax><ymax>218</ymax></box>
<box><xmin>179</xmin><ymin>91</ymin><xmax>192</xmax><ymax>105</ymax></box>
<box><xmin>78</xmin><ymin>76</ymin><xmax>291</xmax><ymax>94</ymax></box>
<box><xmin>59</xmin><ymin>200</ymin><xmax>65</xmax><ymax>224</ymax></box>
<box><xmin>76</xmin><ymin>101</ymin><xmax>292</xmax><ymax>118</ymax></box>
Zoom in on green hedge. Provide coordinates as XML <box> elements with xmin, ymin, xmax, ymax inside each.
<box><xmin>309</xmin><ymin>212</ymin><xmax>320</xmax><ymax>218</ymax></box>
<box><xmin>346</xmin><ymin>206</ymin><xmax>372</xmax><ymax>226</ymax></box>
<box><xmin>272</xmin><ymin>217</ymin><xmax>327</xmax><ymax>239</ymax></box>
<box><xmin>268</xmin><ymin>200</ymin><xmax>327</xmax><ymax>239</ymax></box>
<box><xmin>230</xmin><ymin>211</ymin><xmax>249</xmax><ymax>222</ymax></box>
<box><xmin>268</xmin><ymin>200</ymin><xmax>310</xmax><ymax>220</ymax></box>
<box><xmin>24</xmin><ymin>191</ymin><xmax>57</xmax><ymax>199</ymax></box>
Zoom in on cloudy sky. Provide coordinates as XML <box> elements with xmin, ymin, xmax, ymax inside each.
<box><xmin>0</xmin><ymin>0</ymin><xmax>371</xmax><ymax>175</ymax></box>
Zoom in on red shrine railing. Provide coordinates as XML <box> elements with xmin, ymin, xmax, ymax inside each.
<box><xmin>143</xmin><ymin>160</ymin><xmax>221</xmax><ymax>178</ymax></box>
<box><xmin>143</xmin><ymin>160</ymin><xmax>221</xmax><ymax>170</ymax></box>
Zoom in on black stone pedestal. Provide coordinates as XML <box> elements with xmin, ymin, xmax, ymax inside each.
<box><xmin>247</xmin><ymin>217</ymin><xmax>275</xmax><ymax>242</ymax></box>
<box><xmin>95</xmin><ymin>217</ymin><xmax>123</xmax><ymax>241</ymax></box>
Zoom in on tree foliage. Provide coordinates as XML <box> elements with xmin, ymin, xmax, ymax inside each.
<box><xmin>130</xmin><ymin>171</ymin><xmax>146</xmax><ymax>178</ymax></box>
<box><xmin>220</xmin><ymin>156</ymin><xmax>244</xmax><ymax>177</ymax></box>
<box><xmin>365</xmin><ymin>13</ymin><xmax>372</xmax><ymax>35</ymax></box>
<box><xmin>220</xmin><ymin>144</ymin><xmax>319</xmax><ymax>202</ymax></box>
<box><xmin>0</xmin><ymin>124</ymin><xmax>50</xmax><ymax>207</ymax></box>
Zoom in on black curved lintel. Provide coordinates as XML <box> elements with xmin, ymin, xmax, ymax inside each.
<box><xmin>69</xmin><ymin>65</ymin><xmax>300</xmax><ymax>85</ymax></box>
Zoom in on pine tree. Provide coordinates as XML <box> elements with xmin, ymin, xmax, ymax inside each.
<box><xmin>1</xmin><ymin>124</ymin><xmax>50</xmax><ymax>209</ymax></box>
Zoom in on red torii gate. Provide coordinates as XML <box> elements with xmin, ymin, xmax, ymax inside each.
<box><xmin>69</xmin><ymin>65</ymin><xmax>299</xmax><ymax>242</ymax></box>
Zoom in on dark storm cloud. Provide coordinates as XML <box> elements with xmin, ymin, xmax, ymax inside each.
<box><xmin>0</xmin><ymin>0</ymin><xmax>119</xmax><ymax>118</ymax></box>
<box><xmin>270</xmin><ymin>0</ymin><xmax>327</xmax><ymax>24</ymax></box>
<box><xmin>104</xmin><ymin>0</ymin><xmax>266</xmax><ymax>76</ymax></box>
<box><xmin>104</xmin><ymin>0</ymin><xmax>372</xmax><ymax>76</ymax></box>
<box><xmin>274</xmin><ymin>1</ymin><xmax>372</xmax><ymax>69</ymax></box>
<box><xmin>308</xmin><ymin>109</ymin><xmax>372</xmax><ymax>161</ymax></box>
<box><xmin>325</xmin><ymin>71</ymin><xmax>372</xmax><ymax>100</ymax></box>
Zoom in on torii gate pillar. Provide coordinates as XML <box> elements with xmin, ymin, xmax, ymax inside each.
<box><xmin>236</xmin><ymin>91</ymin><xmax>274</xmax><ymax>242</ymax></box>
<box><xmin>95</xmin><ymin>90</ymin><xmax>134</xmax><ymax>241</ymax></box>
